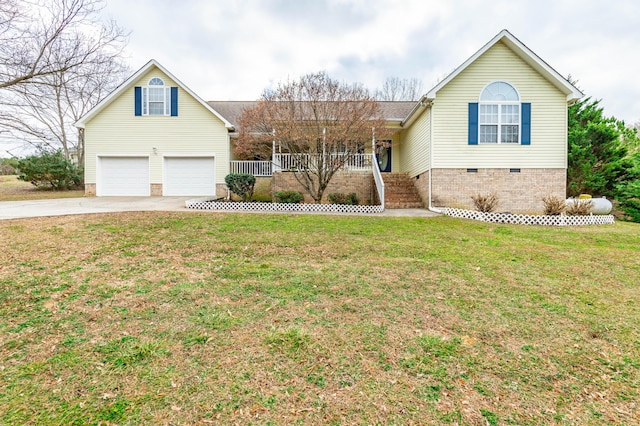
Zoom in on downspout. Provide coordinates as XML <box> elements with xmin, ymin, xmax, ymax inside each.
<box><xmin>226</xmin><ymin>130</ymin><xmax>231</xmax><ymax>200</ymax></box>
<box><xmin>427</xmin><ymin>102</ymin><xmax>443</xmax><ymax>214</ymax></box>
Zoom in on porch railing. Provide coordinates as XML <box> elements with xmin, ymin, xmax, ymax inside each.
<box><xmin>273</xmin><ymin>153</ymin><xmax>372</xmax><ymax>172</ymax></box>
<box><xmin>231</xmin><ymin>154</ymin><xmax>373</xmax><ymax>177</ymax></box>
<box><xmin>230</xmin><ymin>160</ymin><xmax>272</xmax><ymax>176</ymax></box>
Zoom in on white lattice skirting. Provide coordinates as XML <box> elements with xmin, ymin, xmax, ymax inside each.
<box><xmin>185</xmin><ymin>199</ymin><xmax>384</xmax><ymax>214</ymax></box>
<box><xmin>442</xmin><ymin>208</ymin><xmax>615</xmax><ymax>226</ymax></box>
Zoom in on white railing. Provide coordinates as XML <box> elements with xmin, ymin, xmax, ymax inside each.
<box><xmin>273</xmin><ymin>153</ymin><xmax>372</xmax><ymax>172</ymax></box>
<box><xmin>230</xmin><ymin>161</ymin><xmax>273</xmax><ymax>176</ymax></box>
<box><xmin>371</xmin><ymin>157</ymin><xmax>385</xmax><ymax>209</ymax></box>
<box><xmin>231</xmin><ymin>154</ymin><xmax>373</xmax><ymax>178</ymax></box>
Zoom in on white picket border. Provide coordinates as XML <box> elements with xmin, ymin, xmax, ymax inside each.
<box><xmin>185</xmin><ymin>199</ymin><xmax>384</xmax><ymax>214</ymax></box>
<box><xmin>442</xmin><ymin>207</ymin><xmax>614</xmax><ymax>226</ymax></box>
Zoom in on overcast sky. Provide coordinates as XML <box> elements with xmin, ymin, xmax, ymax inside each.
<box><xmin>102</xmin><ymin>0</ymin><xmax>640</xmax><ymax>125</ymax></box>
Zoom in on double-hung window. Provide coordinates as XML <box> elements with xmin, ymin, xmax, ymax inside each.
<box><xmin>142</xmin><ymin>78</ymin><xmax>171</xmax><ymax>116</ymax></box>
<box><xmin>134</xmin><ymin>78</ymin><xmax>178</xmax><ymax>117</ymax></box>
<box><xmin>479</xmin><ymin>81</ymin><xmax>520</xmax><ymax>144</ymax></box>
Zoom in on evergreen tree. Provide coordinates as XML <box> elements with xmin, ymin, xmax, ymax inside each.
<box><xmin>567</xmin><ymin>96</ymin><xmax>640</xmax><ymax>221</ymax></box>
<box><xmin>568</xmin><ymin>97</ymin><xmax>636</xmax><ymax>196</ymax></box>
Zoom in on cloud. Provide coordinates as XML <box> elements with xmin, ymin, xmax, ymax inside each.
<box><xmin>102</xmin><ymin>0</ymin><xmax>640</xmax><ymax>123</ymax></box>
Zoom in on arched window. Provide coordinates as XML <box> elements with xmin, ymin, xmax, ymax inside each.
<box><xmin>479</xmin><ymin>81</ymin><xmax>520</xmax><ymax>144</ymax></box>
<box><xmin>142</xmin><ymin>77</ymin><xmax>171</xmax><ymax>116</ymax></box>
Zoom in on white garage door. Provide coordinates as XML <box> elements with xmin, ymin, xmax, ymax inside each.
<box><xmin>99</xmin><ymin>157</ymin><xmax>149</xmax><ymax>196</ymax></box>
<box><xmin>164</xmin><ymin>157</ymin><xmax>215</xmax><ymax>196</ymax></box>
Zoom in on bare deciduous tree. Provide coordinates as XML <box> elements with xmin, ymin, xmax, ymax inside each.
<box><xmin>0</xmin><ymin>0</ymin><xmax>129</xmax><ymax>161</ymax></box>
<box><xmin>3</xmin><ymin>58</ymin><xmax>129</xmax><ymax>163</ymax></box>
<box><xmin>374</xmin><ymin>77</ymin><xmax>424</xmax><ymax>101</ymax></box>
<box><xmin>237</xmin><ymin>72</ymin><xmax>389</xmax><ymax>203</ymax></box>
<box><xmin>0</xmin><ymin>0</ymin><xmax>125</xmax><ymax>89</ymax></box>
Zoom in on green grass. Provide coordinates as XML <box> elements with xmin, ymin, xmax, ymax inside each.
<box><xmin>0</xmin><ymin>212</ymin><xmax>639</xmax><ymax>424</ymax></box>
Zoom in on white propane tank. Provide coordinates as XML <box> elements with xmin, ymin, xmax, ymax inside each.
<box><xmin>565</xmin><ymin>196</ymin><xmax>612</xmax><ymax>215</ymax></box>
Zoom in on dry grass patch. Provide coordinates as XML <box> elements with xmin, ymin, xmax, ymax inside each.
<box><xmin>0</xmin><ymin>175</ymin><xmax>84</xmax><ymax>201</ymax></box>
<box><xmin>0</xmin><ymin>212</ymin><xmax>639</xmax><ymax>424</ymax></box>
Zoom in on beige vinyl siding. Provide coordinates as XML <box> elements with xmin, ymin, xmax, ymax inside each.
<box><xmin>431</xmin><ymin>41</ymin><xmax>567</xmax><ymax>169</ymax></box>
<box><xmin>399</xmin><ymin>107</ymin><xmax>431</xmax><ymax>177</ymax></box>
<box><xmin>84</xmin><ymin>67</ymin><xmax>229</xmax><ymax>185</ymax></box>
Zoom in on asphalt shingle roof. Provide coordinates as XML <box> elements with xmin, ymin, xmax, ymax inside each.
<box><xmin>207</xmin><ymin>100</ymin><xmax>418</xmax><ymax>128</ymax></box>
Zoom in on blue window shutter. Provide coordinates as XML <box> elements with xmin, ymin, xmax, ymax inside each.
<box><xmin>170</xmin><ymin>87</ymin><xmax>178</xmax><ymax>116</ymax></box>
<box><xmin>521</xmin><ymin>102</ymin><xmax>531</xmax><ymax>145</ymax></box>
<box><xmin>134</xmin><ymin>86</ymin><xmax>142</xmax><ymax>116</ymax></box>
<box><xmin>468</xmin><ymin>103</ymin><xmax>478</xmax><ymax>145</ymax></box>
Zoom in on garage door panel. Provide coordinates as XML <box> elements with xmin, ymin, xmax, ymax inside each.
<box><xmin>99</xmin><ymin>157</ymin><xmax>149</xmax><ymax>196</ymax></box>
<box><xmin>164</xmin><ymin>157</ymin><xmax>215</xmax><ymax>196</ymax></box>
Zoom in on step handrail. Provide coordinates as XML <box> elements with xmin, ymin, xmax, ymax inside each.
<box><xmin>372</xmin><ymin>159</ymin><xmax>385</xmax><ymax>209</ymax></box>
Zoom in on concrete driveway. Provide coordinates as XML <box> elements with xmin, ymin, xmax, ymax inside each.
<box><xmin>0</xmin><ymin>197</ymin><xmax>192</xmax><ymax>220</ymax></box>
<box><xmin>0</xmin><ymin>197</ymin><xmax>440</xmax><ymax>220</ymax></box>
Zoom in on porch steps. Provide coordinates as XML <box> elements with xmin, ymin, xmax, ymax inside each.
<box><xmin>382</xmin><ymin>173</ymin><xmax>424</xmax><ymax>209</ymax></box>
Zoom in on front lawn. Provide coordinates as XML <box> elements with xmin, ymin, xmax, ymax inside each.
<box><xmin>0</xmin><ymin>213</ymin><xmax>638</xmax><ymax>424</ymax></box>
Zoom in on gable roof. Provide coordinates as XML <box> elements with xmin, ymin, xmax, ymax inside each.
<box><xmin>208</xmin><ymin>100</ymin><xmax>417</xmax><ymax>128</ymax></box>
<box><xmin>75</xmin><ymin>59</ymin><xmax>234</xmax><ymax>129</ymax></box>
<box><xmin>426</xmin><ymin>29</ymin><xmax>583</xmax><ymax>103</ymax></box>
<box><xmin>401</xmin><ymin>29</ymin><xmax>583</xmax><ymax>128</ymax></box>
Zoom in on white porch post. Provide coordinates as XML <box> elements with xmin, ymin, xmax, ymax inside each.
<box><xmin>272</xmin><ymin>130</ymin><xmax>281</xmax><ymax>173</ymax></box>
<box><xmin>371</xmin><ymin>127</ymin><xmax>376</xmax><ymax>156</ymax></box>
<box><xmin>322</xmin><ymin>127</ymin><xmax>326</xmax><ymax>171</ymax></box>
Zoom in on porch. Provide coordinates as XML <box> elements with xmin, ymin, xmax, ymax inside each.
<box><xmin>228</xmin><ymin>154</ymin><xmax>424</xmax><ymax>209</ymax></box>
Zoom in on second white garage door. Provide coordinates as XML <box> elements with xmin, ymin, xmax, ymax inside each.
<box><xmin>164</xmin><ymin>156</ymin><xmax>216</xmax><ymax>196</ymax></box>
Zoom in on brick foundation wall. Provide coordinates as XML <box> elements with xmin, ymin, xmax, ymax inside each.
<box><xmin>85</xmin><ymin>182</ymin><xmax>226</xmax><ymax>197</ymax></box>
<box><xmin>216</xmin><ymin>183</ymin><xmax>228</xmax><ymax>198</ymax></box>
<box><xmin>412</xmin><ymin>171</ymin><xmax>430</xmax><ymax>207</ymax></box>
<box><xmin>85</xmin><ymin>184</ymin><xmax>96</xmax><ymax>197</ymax></box>
<box><xmin>431</xmin><ymin>168</ymin><xmax>566</xmax><ymax>214</ymax></box>
<box><xmin>272</xmin><ymin>171</ymin><xmax>374</xmax><ymax>204</ymax></box>
<box><xmin>150</xmin><ymin>184</ymin><xmax>163</xmax><ymax>196</ymax></box>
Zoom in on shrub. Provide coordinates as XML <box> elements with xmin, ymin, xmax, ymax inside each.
<box><xmin>328</xmin><ymin>192</ymin><xmax>359</xmax><ymax>205</ymax></box>
<box><xmin>225</xmin><ymin>173</ymin><xmax>256</xmax><ymax>202</ymax></box>
<box><xmin>618</xmin><ymin>198</ymin><xmax>640</xmax><ymax>222</ymax></box>
<box><xmin>565</xmin><ymin>198</ymin><xmax>594</xmax><ymax>216</ymax></box>
<box><xmin>615</xmin><ymin>180</ymin><xmax>640</xmax><ymax>222</ymax></box>
<box><xmin>0</xmin><ymin>157</ymin><xmax>18</xmax><ymax>175</ymax></box>
<box><xmin>541</xmin><ymin>195</ymin><xmax>565</xmax><ymax>215</ymax></box>
<box><xmin>16</xmin><ymin>151</ymin><xmax>82</xmax><ymax>190</ymax></box>
<box><xmin>274</xmin><ymin>190</ymin><xmax>303</xmax><ymax>204</ymax></box>
<box><xmin>471</xmin><ymin>192</ymin><xmax>499</xmax><ymax>213</ymax></box>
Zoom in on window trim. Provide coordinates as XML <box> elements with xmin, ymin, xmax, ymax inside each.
<box><xmin>141</xmin><ymin>78</ymin><xmax>171</xmax><ymax>116</ymax></box>
<box><xmin>478</xmin><ymin>81</ymin><xmax>521</xmax><ymax>144</ymax></box>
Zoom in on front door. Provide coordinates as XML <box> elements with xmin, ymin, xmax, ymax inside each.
<box><xmin>376</xmin><ymin>141</ymin><xmax>392</xmax><ymax>172</ymax></box>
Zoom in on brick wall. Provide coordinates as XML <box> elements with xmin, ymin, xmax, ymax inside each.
<box><xmin>431</xmin><ymin>168</ymin><xmax>566</xmax><ymax>214</ymax></box>
<box><xmin>412</xmin><ymin>171</ymin><xmax>431</xmax><ymax>207</ymax></box>
<box><xmin>215</xmin><ymin>184</ymin><xmax>228</xmax><ymax>198</ymax></box>
<box><xmin>150</xmin><ymin>184</ymin><xmax>163</xmax><ymax>196</ymax></box>
<box><xmin>85</xmin><ymin>184</ymin><xmax>96</xmax><ymax>197</ymax></box>
<box><xmin>272</xmin><ymin>171</ymin><xmax>374</xmax><ymax>204</ymax></box>
<box><xmin>86</xmin><ymin>183</ymin><xmax>228</xmax><ymax>197</ymax></box>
